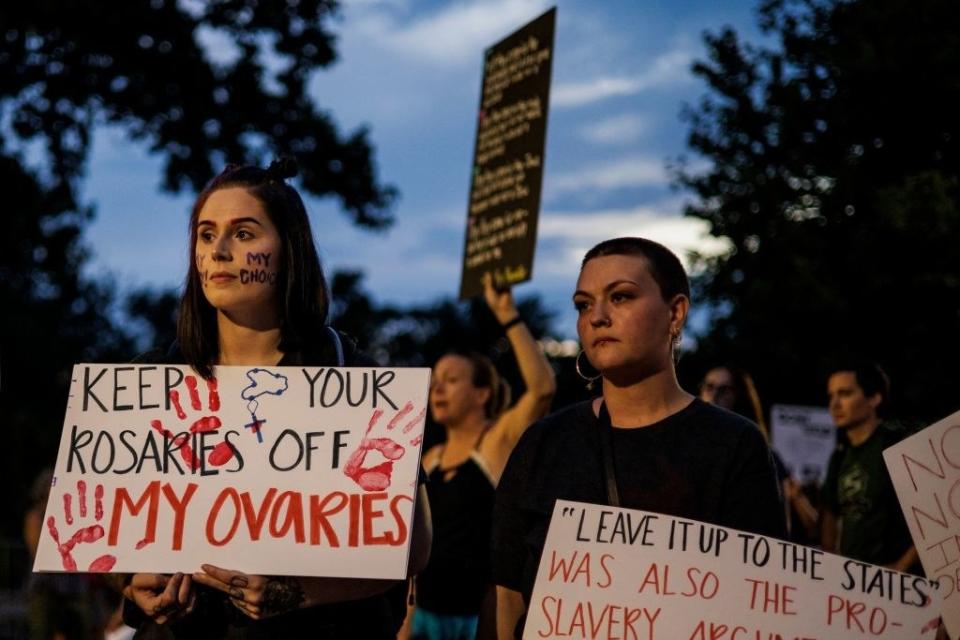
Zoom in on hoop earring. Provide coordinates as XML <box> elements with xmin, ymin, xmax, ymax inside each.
<box><xmin>575</xmin><ymin>350</ymin><xmax>601</xmax><ymax>390</ymax></box>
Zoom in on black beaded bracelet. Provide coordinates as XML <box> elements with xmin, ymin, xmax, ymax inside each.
<box><xmin>501</xmin><ymin>316</ymin><xmax>523</xmax><ymax>331</ymax></box>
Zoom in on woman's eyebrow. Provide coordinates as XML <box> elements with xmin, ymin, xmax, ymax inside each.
<box><xmin>603</xmin><ymin>279</ymin><xmax>639</xmax><ymax>292</ymax></box>
<box><xmin>196</xmin><ymin>217</ymin><xmax>264</xmax><ymax>227</ymax></box>
<box><xmin>228</xmin><ymin>217</ymin><xmax>263</xmax><ymax>226</ymax></box>
<box><xmin>573</xmin><ymin>279</ymin><xmax>640</xmax><ymax>299</ymax></box>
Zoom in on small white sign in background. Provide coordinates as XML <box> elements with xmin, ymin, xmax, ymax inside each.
<box><xmin>770</xmin><ymin>403</ymin><xmax>836</xmax><ymax>485</ymax></box>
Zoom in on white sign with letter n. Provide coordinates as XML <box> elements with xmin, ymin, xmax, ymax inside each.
<box><xmin>884</xmin><ymin>409</ymin><xmax>960</xmax><ymax>640</ymax></box>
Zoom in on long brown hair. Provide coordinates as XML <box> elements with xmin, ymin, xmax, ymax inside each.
<box><xmin>178</xmin><ymin>159</ymin><xmax>328</xmax><ymax>378</ymax></box>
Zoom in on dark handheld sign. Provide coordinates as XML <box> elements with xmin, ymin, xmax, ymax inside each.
<box><xmin>458</xmin><ymin>7</ymin><xmax>556</xmax><ymax>300</ymax></box>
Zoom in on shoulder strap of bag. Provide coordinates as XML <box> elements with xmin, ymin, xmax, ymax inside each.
<box><xmin>597</xmin><ymin>401</ymin><xmax>621</xmax><ymax>507</ymax></box>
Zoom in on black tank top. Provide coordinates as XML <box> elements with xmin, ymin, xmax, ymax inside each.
<box><xmin>416</xmin><ymin>451</ymin><xmax>496</xmax><ymax>615</ymax></box>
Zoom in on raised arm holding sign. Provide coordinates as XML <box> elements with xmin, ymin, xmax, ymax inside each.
<box><xmin>32</xmin><ymin>161</ymin><xmax>431</xmax><ymax>639</ymax></box>
<box><xmin>404</xmin><ymin>273</ymin><xmax>555</xmax><ymax>638</ymax></box>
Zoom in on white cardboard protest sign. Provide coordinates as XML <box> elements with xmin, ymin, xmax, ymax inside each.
<box><xmin>525</xmin><ymin>500</ymin><xmax>944</xmax><ymax>640</ymax></box>
<box><xmin>34</xmin><ymin>364</ymin><xmax>429</xmax><ymax>579</ymax></box>
<box><xmin>770</xmin><ymin>404</ymin><xmax>836</xmax><ymax>486</ymax></box>
<box><xmin>883</xmin><ymin>409</ymin><xmax>960</xmax><ymax>640</ymax></box>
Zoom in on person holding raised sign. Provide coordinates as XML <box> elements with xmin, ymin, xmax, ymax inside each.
<box><xmin>403</xmin><ymin>274</ymin><xmax>555</xmax><ymax>639</ymax></box>
<box><xmin>120</xmin><ymin>160</ymin><xmax>432</xmax><ymax>638</ymax></box>
<box><xmin>491</xmin><ymin>237</ymin><xmax>786</xmax><ymax>639</ymax></box>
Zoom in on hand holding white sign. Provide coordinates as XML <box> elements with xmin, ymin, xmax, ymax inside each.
<box><xmin>125</xmin><ymin>572</ymin><xmax>196</xmax><ymax>625</ymax></box>
<box><xmin>193</xmin><ymin>565</ymin><xmax>304</xmax><ymax>619</ymax></box>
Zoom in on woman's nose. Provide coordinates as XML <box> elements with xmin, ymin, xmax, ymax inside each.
<box><xmin>589</xmin><ymin>301</ymin><xmax>610</xmax><ymax>327</ymax></box>
<box><xmin>212</xmin><ymin>235</ymin><xmax>232</xmax><ymax>261</ymax></box>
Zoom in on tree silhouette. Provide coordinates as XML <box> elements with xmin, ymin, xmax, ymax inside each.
<box><xmin>677</xmin><ymin>0</ymin><xmax>960</xmax><ymax>421</ymax></box>
<box><xmin>0</xmin><ymin>0</ymin><xmax>396</xmax><ymax>541</ymax></box>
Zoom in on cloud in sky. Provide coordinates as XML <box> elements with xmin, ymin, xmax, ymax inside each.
<box><xmin>579</xmin><ymin>113</ymin><xmax>647</xmax><ymax>145</ymax></box>
<box><xmin>546</xmin><ymin>155</ymin><xmax>670</xmax><ymax>197</ymax></box>
<box><xmin>350</xmin><ymin>0</ymin><xmax>551</xmax><ymax>67</ymax></box>
<box><xmin>537</xmin><ymin>201</ymin><xmax>732</xmax><ymax>274</ymax></box>
<box><xmin>78</xmin><ymin>0</ymin><xmax>759</xmax><ymax>341</ymax></box>
<box><xmin>552</xmin><ymin>45</ymin><xmax>694</xmax><ymax>108</ymax></box>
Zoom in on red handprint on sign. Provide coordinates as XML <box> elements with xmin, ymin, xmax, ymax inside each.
<box><xmin>150</xmin><ymin>374</ymin><xmax>234</xmax><ymax>470</ymax></box>
<box><xmin>47</xmin><ymin>480</ymin><xmax>116</xmax><ymax>572</ymax></box>
<box><xmin>344</xmin><ymin>402</ymin><xmax>426</xmax><ymax>491</ymax></box>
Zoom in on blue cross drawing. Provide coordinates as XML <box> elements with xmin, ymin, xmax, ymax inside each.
<box><xmin>240</xmin><ymin>368</ymin><xmax>289</xmax><ymax>443</ymax></box>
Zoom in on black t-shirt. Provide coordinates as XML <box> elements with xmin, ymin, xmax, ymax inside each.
<box><xmin>822</xmin><ymin>424</ymin><xmax>916</xmax><ymax>569</ymax></box>
<box><xmin>123</xmin><ymin>332</ymin><xmax>408</xmax><ymax>639</ymax></box>
<box><xmin>492</xmin><ymin>399</ymin><xmax>786</xmax><ymax>611</ymax></box>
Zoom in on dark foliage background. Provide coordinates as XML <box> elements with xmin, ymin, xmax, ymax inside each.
<box><xmin>674</xmin><ymin>0</ymin><xmax>960</xmax><ymax>422</ymax></box>
<box><xmin>0</xmin><ymin>0</ymin><xmax>399</xmax><ymax>548</ymax></box>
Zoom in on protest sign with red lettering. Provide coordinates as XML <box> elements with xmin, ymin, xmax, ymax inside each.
<box><xmin>884</xmin><ymin>409</ymin><xmax>960</xmax><ymax>640</ymax></box>
<box><xmin>33</xmin><ymin>364</ymin><xmax>429</xmax><ymax>579</ymax></box>
<box><xmin>525</xmin><ymin>500</ymin><xmax>944</xmax><ymax>640</ymax></box>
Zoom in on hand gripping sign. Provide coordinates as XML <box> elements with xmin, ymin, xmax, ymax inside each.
<box><xmin>525</xmin><ymin>500</ymin><xmax>944</xmax><ymax>640</ymax></box>
<box><xmin>34</xmin><ymin>364</ymin><xmax>429</xmax><ymax>579</ymax></box>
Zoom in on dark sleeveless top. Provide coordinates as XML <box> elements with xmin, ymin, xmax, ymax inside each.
<box><xmin>416</xmin><ymin>450</ymin><xmax>496</xmax><ymax>615</ymax></box>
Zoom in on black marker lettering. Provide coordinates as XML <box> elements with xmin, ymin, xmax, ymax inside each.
<box><xmin>83</xmin><ymin>367</ymin><xmax>108</xmax><ymax>412</ymax></box>
<box><xmin>113</xmin><ymin>366</ymin><xmax>135</xmax><ymax>411</ymax></box>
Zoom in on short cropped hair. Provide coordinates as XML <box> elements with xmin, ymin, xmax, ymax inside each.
<box><xmin>581</xmin><ymin>237</ymin><xmax>690</xmax><ymax>302</ymax></box>
<box><xmin>829</xmin><ymin>361</ymin><xmax>891</xmax><ymax>410</ymax></box>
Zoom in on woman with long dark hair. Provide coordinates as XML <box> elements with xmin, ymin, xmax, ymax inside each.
<box><xmin>122</xmin><ymin>160</ymin><xmax>431</xmax><ymax>638</ymax></box>
<box><xmin>491</xmin><ymin>237</ymin><xmax>785</xmax><ymax>638</ymax></box>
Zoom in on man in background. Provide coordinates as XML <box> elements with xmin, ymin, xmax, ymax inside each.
<box><xmin>820</xmin><ymin>362</ymin><xmax>919</xmax><ymax>573</ymax></box>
